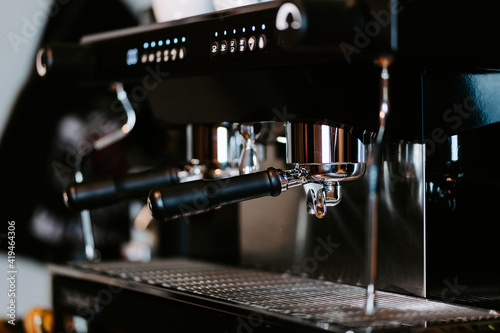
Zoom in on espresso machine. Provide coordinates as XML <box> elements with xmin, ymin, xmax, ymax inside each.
<box><xmin>36</xmin><ymin>0</ymin><xmax>500</xmax><ymax>331</ymax></box>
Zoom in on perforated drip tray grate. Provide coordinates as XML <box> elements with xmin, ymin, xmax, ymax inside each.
<box><xmin>67</xmin><ymin>258</ymin><xmax>499</xmax><ymax>331</ymax></box>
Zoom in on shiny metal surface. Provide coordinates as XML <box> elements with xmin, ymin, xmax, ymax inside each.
<box><xmin>187</xmin><ymin>123</ymin><xmax>268</xmax><ymax>178</ymax></box>
<box><xmin>366</xmin><ymin>58</ymin><xmax>391</xmax><ymax>315</ymax></box>
<box><xmin>93</xmin><ymin>83</ymin><xmax>136</xmax><ymax>151</ymax></box>
<box><xmin>60</xmin><ymin>258</ymin><xmax>500</xmax><ymax>331</ymax></box>
<box><xmin>278</xmin><ymin>166</ymin><xmax>309</xmax><ymax>191</ymax></box>
<box><xmin>306</xmin><ymin>184</ymin><xmax>341</xmax><ymax>219</ymax></box>
<box><xmin>238</xmin><ymin>124</ymin><xmax>260</xmax><ymax>175</ymax></box>
<box><xmin>188</xmin><ymin>123</ymin><xmax>227</xmax><ymax>170</ymax></box>
<box><xmin>77</xmin><ymin>83</ymin><xmax>137</xmax><ymax>262</ymax></box>
<box><xmin>282</xmin><ymin>122</ymin><xmax>371</xmax><ymax>220</ymax></box>
<box><xmin>286</xmin><ymin>122</ymin><xmax>368</xmax><ymax>165</ymax></box>
<box><xmin>377</xmin><ymin>143</ymin><xmax>426</xmax><ymax>296</ymax></box>
<box><xmin>187</xmin><ymin>123</ymin><xmax>242</xmax><ymax>177</ymax></box>
<box><xmin>306</xmin><ymin>163</ymin><xmax>366</xmax><ymax>183</ymax></box>
<box><xmin>241</xmin><ymin>141</ymin><xmax>426</xmax><ymax>297</ymax></box>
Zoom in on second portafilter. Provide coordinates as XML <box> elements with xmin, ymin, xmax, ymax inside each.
<box><xmin>148</xmin><ymin>122</ymin><xmax>372</xmax><ymax>221</ymax></box>
<box><xmin>287</xmin><ymin>122</ymin><xmax>371</xmax><ymax>218</ymax></box>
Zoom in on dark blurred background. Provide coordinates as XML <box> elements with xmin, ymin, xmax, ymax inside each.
<box><xmin>0</xmin><ymin>0</ymin><xmax>162</xmax><ymax>320</ymax></box>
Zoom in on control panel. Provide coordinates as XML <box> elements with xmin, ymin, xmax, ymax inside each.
<box><xmin>126</xmin><ymin>36</ymin><xmax>188</xmax><ymax>67</ymax></box>
<box><xmin>210</xmin><ymin>23</ymin><xmax>268</xmax><ymax>58</ymax></box>
<box><xmin>37</xmin><ymin>1</ymin><xmax>368</xmax><ymax>81</ymax></box>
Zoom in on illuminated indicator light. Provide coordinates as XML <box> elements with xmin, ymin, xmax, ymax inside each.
<box><xmin>451</xmin><ymin>135</ymin><xmax>459</xmax><ymax>161</ymax></box>
<box><xmin>126</xmin><ymin>48</ymin><xmax>139</xmax><ymax>66</ymax></box>
<box><xmin>166</xmin><ymin>39</ymin><xmax>171</xmax><ymax>45</ymax></box>
<box><xmin>143</xmin><ymin>42</ymin><xmax>149</xmax><ymax>49</ymax></box>
<box><xmin>224</xmin><ymin>30</ymin><xmax>227</xmax><ymax>35</ymax></box>
<box><xmin>321</xmin><ymin>125</ymin><xmax>331</xmax><ymax>163</ymax></box>
<box><xmin>171</xmin><ymin>48</ymin><xmax>178</xmax><ymax>61</ymax></box>
<box><xmin>174</xmin><ymin>38</ymin><xmax>178</xmax><ymax>44</ymax></box>
<box><xmin>258</xmin><ymin>34</ymin><xmax>267</xmax><ymax>49</ymax></box>
<box><xmin>242</xmin><ymin>27</ymin><xmax>246</xmax><ymax>33</ymax></box>
<box><xmin>252</xmin><ymin>26</ymin><xmax>256</xmax><ymax>31</ymax></box>
<box><xmin>151</xmin><ymin>41</ymin><xmax>156</xmax><ymax>47</ymax></box>
<box><xmin>217</xmin><ymin>127</ymin><xmax>228</xmax><ymax>163</ymax></box>
<box><xmin>233</xmin><ymin>29</ymin><xmax>236</xmax><ymax>34</ymax></box>
<box><xmin>75</xmin><ymin>171</ymin><xmax>83</xmax><ymax>183</ymax></box>
<box><xmin>215</xmin><ymin>32</ymin><xmax>219</xmax><ymax>37</ymax></box>
<box><xmin>181</xmin><ymin>36</ymin><xmax>186</xmax><ymax>42</ymax></box>
<box><xmin>158</xmin><ymin>40</ymin><xmax>163</xmax><ymax>46</ymax></box>
<box><xmin>262</xmin><ymin>24</ymin><xmax>266</xmax><ymax>30</ymax></box>
<box><xmin>276</xmin><ymin>136</ymin><xmax>286</xmax><ymax>144</ymax></box>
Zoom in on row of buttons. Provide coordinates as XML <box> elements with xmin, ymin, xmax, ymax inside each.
<box><xmin>140</xmin><ymin>47</ymin><xmax>187</xmax><ymax>64</ymax></box>
<box><xmin>211</xmin><ymin>34</ymin><xmax>267</xmax><ymax>57</ymax></box>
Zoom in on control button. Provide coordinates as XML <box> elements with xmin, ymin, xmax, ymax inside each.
<box><xmin>156</xmin><ymin>50</ymin><xmax>162</xmax><ymax>63</ymax></box>
<box><xmin>163</xmin><ymin>49</ymin><xmax>169</xmax><ymax>62</ymax></box>
<box><xmin>239</xmin><ymin>37</ymin><xmax>247</xmax><ymax>53</ymax></box>
<box><xmin>229</xmin><ymin>39</ymin><xmax>237</xmax><ymax>54</ymax></box>
<box><xmin>220</xmin><ymin>40</ymin><xmax>228</xmax><ymax>55</ymax></box>
<box><xmin>141</xmin><ymin>53</ymin><xmax>148</xmax><ymax>63</ymax></box>
<box><xmin>148</xmin><ymin>53</ymin><xmax>155</xmax><ymax>62</ymax></box>
<box><xmin>248</xmin><ymin>36</ymin><xmax>256</xmax><ymax>52</ymax></box>
<box><xmin>276</xmin><ymin>2</ymin><xmax>302</xmax><ymax>31</ymax></box>
<box><xmin>211</xmin><ymin>41</ymin><xmax>219</xmax><ymax>56</ymax></box>
<box><xmin>126</xmin><ymin>48</ymin><xmax>139</xmax><ymax>66</ymax></box>
<box><xmin>171</xmin><ymin>48</ymin><xmax>178</xmax><ymax>61</ymax></box>
<box><xmin>179</xmin><ymin>46</ymin><xmax>186</xmax><ymax>60</ymax></box>
<box><xmin>258</xmin><ymin>34</ymin><xmax>267</xmax><ymax>50</ymax></box>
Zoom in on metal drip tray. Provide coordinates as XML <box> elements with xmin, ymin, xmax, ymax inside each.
<box><xmin>58</xmin><ymin>259</ymin><xmax>499</xmax><ymax>331</ymax></box>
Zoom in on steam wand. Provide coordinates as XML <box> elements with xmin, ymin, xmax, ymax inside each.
<box><xmin>73</xmin><ymin>83</ymin><xmax>136</xmax><ymax>262</ymax></box>
<box><xmin>365</xmin><ymin>57</ymin><xmax>392</xmax><ymax>316</ymax></box>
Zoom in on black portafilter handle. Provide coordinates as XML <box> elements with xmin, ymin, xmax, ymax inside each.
<box><xmin>148</xmin><ymin>167</ymin><xmax>283</xmax><ymax>221</ymax></box>
<box><xmin>64</xmin><ymin>166</ymin><xmax>180</xmax><ymax>211</ymax></box>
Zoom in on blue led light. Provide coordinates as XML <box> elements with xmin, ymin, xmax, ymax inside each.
<box><xmin>181</xmin><ymin>36</ymin><xmax>186</xmax><ymax>42</ymax></box>
<box><xmin>143</xmin><ymin>42</ymin><xmax>149</xmax><ymax>49</ymax></box>
<box><xmin>242</xmin><ymin>27</ymin><xmax>246</xmax><ymax>33</ymax></box>
<box><xmin>262</xmin><ymin>24</ymin><xmax>266</xmax><ymax>30</ymax></box>
<box><xmin>166</xmin><ymin>39</ymin><xmax>171</xmax><ymax>45</ymax></box>
<box><xmin>252</xmin><ymin>26</ymin><xmax>256</xmax><ymax>31</ymax></box>
<box><xmin>233</xmin><ymin>29</ymin><xmax>236</xmax><ymax>34</ymax></box>
<box><xmin>215</xmin><ymin>32</ymin><xmax>218</xmax><ymax>37</ymax></box>
<box><xmin>224</xmin><ymin>30</ymin><xmax>227</xmax><ymax>35</ymax></box>
<box><xmin>126</xmin><ymin>48</ymin><xmax>139</xmax><ymax>66</ymax></box>
<box><xmin>158</xmin><ymin>40</ymin><xmax>163</xmax><ymax>46</ymax></box>
<box><xmin>174</xmin><ymin>38</ymin><xmax>178</xmax><ymax>44</ymax></box>
<box><xmin>151</xmin><ymin>41</ymin><xmax>156</xmax><ymax>48</ymax></box>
